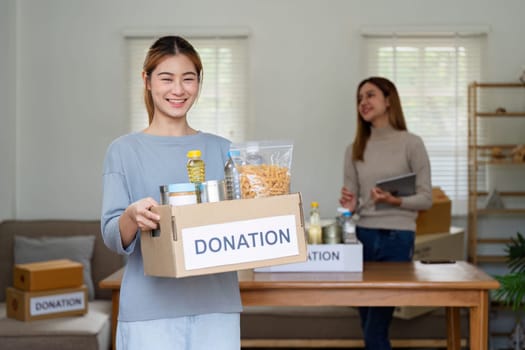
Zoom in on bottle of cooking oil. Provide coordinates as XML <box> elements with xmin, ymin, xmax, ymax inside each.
<box><xmin>186</xmin><ymin>150</ymin><xmax>205</xmax><ymax>184</ymax></box>
<box><xmin>308</xmin><ymin>201</ymin><xmax>322</xmax><ymax>244</ymax></box>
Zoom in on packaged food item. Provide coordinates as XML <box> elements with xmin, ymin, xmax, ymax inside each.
<box><xmin>224</xmin><ymin>150</ymin><xmax>242</xmax><ymax>200</ymax></box>
<box><xmin>198</xmin><ymin>180</ymin><xmax>226</xmax><ymax>203</ymax></box>
<box><xmin>245</xmin><ymin>142</ymin><xmax>264</xmax><ymax>165</ymax></box>
<box><xmin>230</xmin><ymin>140</ymin><xmax>293</xmax><ymax>198</ymax></box>
<box><xmin>308</xmin><ymin>201</ymin><xmax>322</xmax><ymax>244</ymax></box>
<box><xmin>168</xmin><ymin>183</ymin><xmax>198</xmax><ymax>206</ymax></box>
<box><xmin>342</xmin><ymin>210</ymin><xmax>358</xmax><ymax>244</ymax></box>
<box><xmin>159</xmin><ymin>185</ymin><xmax>169</xmax><ymax>205</ymax></box>
<box><xmin>186</xmin><ymin>150</ymin><xmax>205</xmax><ymax>184</ymax></box>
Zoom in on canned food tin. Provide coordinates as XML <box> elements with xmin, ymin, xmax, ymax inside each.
<box><xmin>159</xmin><ymin>185</ymin><xmax>169</xmax><ymax>205</ymax></box>
<box><xmin>198</xmin><ymin>180</ymin><xmax>226</xmax><ymax>203</ymax></box>
<box><xmin>322</xmin><ymin>221</ymin><xmax>342</xmax><ymax>244</ymax></box>
<box><xmin>167</xmin><ymin>183</ymin><xmax>198</xmax><ymax>206</ymax></box>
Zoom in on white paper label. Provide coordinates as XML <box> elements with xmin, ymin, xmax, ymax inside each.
<box><xmin>30</xmin><ymin>291</ymin><xmax>85</xmax><ymax>316</ymax></box>
<box><xmin>255</xmin><ymin>243</ymin><xmax>363</xmax><ymax>272</ymax></box>
<box><xmin>182</xmin><ymin>215</ymin><xmax>299</xmax><ymax>270</ymax></box>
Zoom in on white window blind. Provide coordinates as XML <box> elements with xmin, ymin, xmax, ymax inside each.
<box><xmin>363</xmin><ymin>33</ymin><xmax>485</xmax><ymax>215</ymax></box>
<box><xmin>127</xmin><ymin>36</ymin><xmax>248</xmax><ymax>142</ymax></box>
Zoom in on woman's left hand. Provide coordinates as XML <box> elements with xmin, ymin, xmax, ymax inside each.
<box><xmin>371</xmin><ymin>187</ymin><xmax>402</xmax><ymax>206</ymax></box>
<box><xmin>339</xmin><ymin>186</ymin><xmax>357</xmax><ymax>212</ymax></box>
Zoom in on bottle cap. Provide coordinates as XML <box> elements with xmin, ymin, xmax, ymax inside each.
<box><xmin>228</xmin><ymin>150</ymin><xmax>241</xmax><ymax>157</ymax></box>
<box><xmin>311</xmin><ymin>201</ymin><xmax>319</xmax><ymax>208</ymax></box>
<box><xmin>337</xmin><ymin>207</ymin><xmax>350</xmax><ymax>214</ymax></box>
<box><xmin>187</xmin><ymin>150</ymin><xmax>201</xmax><ymax>158</ymax></box>
<box><xmin>342</xmin><ymin>211</ymin><xmax>351</xmax><ymax>217</ymax></box>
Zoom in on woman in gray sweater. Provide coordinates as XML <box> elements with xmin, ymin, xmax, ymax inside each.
<box><xmin>339</xmin><ymin>76</ymin><xmax>432</xmax><ymax>350</ymax></box>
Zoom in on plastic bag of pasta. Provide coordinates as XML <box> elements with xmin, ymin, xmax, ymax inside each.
<box><xmin>229</xmin><ymin>140</ymin><xmax>293</xmax><ymax>198</ymax></box>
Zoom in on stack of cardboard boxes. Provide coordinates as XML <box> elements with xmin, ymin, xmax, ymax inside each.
<box><xmin>6</xmin><ymin>259</ymin><xmax>88</xmax><ymax>321</ymax></box>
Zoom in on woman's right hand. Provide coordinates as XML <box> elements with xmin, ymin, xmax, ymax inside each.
<box><xmin>119</xmin><ymin>197</ymin><xmax>160</xmax><ymax>247</ymax></box>
<box><xmin>339</xmin><ymin>187</ymin><xmax>357</xmax><ymax>212</ymax></box>
<box><xmin>123</xmin><ymin>197</ymin><xmax>161</xmax><ymax>231</ymax></box>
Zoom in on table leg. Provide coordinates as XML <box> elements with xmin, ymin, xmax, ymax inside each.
<box><xmin>111</xmin><ymin>290</ymin><xmax>120</xmax><ymax>350</ymax></box>
<box><xmin>446</xmin><ymin>307</ymin><xmax>461</xmax><ymax>350</ymax></box>
<box><xmin>469</xmin><ymin>291</ymin><xmax>489</xmax><ymax>350</ymax></box>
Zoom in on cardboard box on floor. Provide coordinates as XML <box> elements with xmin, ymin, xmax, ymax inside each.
<box><xmin>13</xmin><ymin>259</ymin><xmax>83</xmax><ymax>292</ymax></box>
<box><xmin>416</xmin><ymin>187</ymin><xmax>452</xmax><ymax>235</ymax></box>
<box><xmin>394</xmin><ymin>227</ymin><xmax>465</xmax><ymax>320</ymax></box>
<box><xmin>6</xmin><ymin>285</ymin><xmax>88</xmax><ymax>321</ymax></box>
<box><xmin>141</xmin><ymin>193</ymin><xmax>307</xmax><ymax>278</ymax></box>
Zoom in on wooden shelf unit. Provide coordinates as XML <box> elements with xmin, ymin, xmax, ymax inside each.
<box><xmin>467</xmin><ymin>82</ymin><xmax>525</xmax><ymax>264</ymax></box>
<box><xmin>476</xmin><ymin>255</ymin><xmax>508</xmax><ymax>264</ymax></box>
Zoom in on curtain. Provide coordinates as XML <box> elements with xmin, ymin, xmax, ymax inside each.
<box><xmin>363</xmin><ymin>33</ymin><xmax>485</xmax><ymax>215</ymax></box>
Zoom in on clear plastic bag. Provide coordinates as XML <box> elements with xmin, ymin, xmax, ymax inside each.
<box><xmin>230</xmin><ymin>140</ymin><xmax>293</xmax><ymax>198</ymax></box>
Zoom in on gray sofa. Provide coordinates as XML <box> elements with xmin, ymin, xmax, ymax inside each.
<box><xmin>0</xmin><ymin>220</ymin><xmax>124</xmax><ymax>350</ymax></box>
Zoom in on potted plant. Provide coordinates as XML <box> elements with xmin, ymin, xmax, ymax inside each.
<box><xmin>493</xmin><ymin>232</ymin><xmax>525</xmax><ymax>349</ymax></box>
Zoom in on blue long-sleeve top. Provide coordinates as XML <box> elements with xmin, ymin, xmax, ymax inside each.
<box><xmin>101</xmin><ymin>131</ymin><xmax>242</xmax><ymax>321</ymax></box>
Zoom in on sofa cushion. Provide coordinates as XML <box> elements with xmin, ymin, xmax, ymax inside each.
<box><xmin>0</xmin><ymin>300</ymin><xmax>111</xmax><ymax>350</ymax></box>
<box><xmin>14</xmin><ymin>235</ymin><xmax>96</xmax><ymax>300</ymax></box>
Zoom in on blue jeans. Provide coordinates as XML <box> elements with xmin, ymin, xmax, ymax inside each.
<box><xmin>356</xmin><ymin>226</ymin><xmax>415</xmax><ymax>350</ymax></box>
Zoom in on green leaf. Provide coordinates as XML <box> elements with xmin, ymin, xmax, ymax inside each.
<box><xmin>506</xmin><ymin>232</ymin><xmax>525</xmax><ymax>273</ymax></box>
<box><xmin>492</xmin><ymin>232</ymin><xmax>525</xmax><ymax>312</ymax></box>
<box><xmin>493</xmin><ymin>273</ymin><xmax>525</xmax><ymax>311</ymax></box>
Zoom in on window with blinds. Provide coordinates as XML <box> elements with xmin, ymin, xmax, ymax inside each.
<box><xmin>127</xmin><ymin>36</ymin><xmax>248</xmax><ymax>142</ymax></box>
<box><xmin>363</xmin><ymin>33</ymin><xmax>486</xmax><ymax>215</ymax></box>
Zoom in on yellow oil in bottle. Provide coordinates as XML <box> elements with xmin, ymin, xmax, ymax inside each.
<box><xmin>186</xmin><ymin>150</ymin><xmax>205</xmax><ymax>184</ymax></box>
<box><xmin>308</xmin><ymin>201</ymin><xmax>322</xmax><ymax>244</ymax></box>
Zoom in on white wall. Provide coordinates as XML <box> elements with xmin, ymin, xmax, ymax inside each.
<box><xmin>0</xmin><ymin>0</ymin><xmax>17</xmax><ymax>221</ymax></box>
<box><xmin>2</xmin><ymin>0</ymin><xmax>524</xmax><ymax>220</ymax></box>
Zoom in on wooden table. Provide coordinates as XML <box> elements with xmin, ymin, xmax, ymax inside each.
<box><xmin>99</xmin><ymin>261</ymin><xmax>499</xmax><ymax>350</ymax></box>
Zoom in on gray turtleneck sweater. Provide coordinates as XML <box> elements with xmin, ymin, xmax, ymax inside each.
<box><xmin>343</xmin><ymin>125</ymin><xmax>432</xmax><ymax>231</ymax></box>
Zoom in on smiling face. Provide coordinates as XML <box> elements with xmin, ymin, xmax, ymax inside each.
<box><xmin>357</xmin><ymin>82</ymin><xmax>390</xmax><ymax>127</ymax></box>
<box><xmin>144</xmin><ymin>54</ymin><xmax>200</xmax><ymax>122</ymax></box>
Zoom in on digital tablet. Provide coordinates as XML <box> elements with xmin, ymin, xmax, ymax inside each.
<box><xmin>375</xmin><ymin>173</ymin><xmax>416</xmax><ymax>209</ymax></box>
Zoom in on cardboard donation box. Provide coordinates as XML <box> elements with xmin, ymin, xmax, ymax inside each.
<box><xmin>413</xmin><ymin>227</ymin><xmax>465</xmax><ymax>261</ymax></box>
<box><xmin>141</xmin><ymin>193</ymin><xmax>307</xmax><ymax>278</ymax></box>
<box><xmin>254</xmin><ymin>243</ymin><xmax>363</xmax><ymax>272</ymax></box>
<box><xmin>393</xmin><ymin>227</ymin><xmax>465</xmax><ymax>320</ymax></box>
<box><xmin>6</xmin><ymin>286</ymin><xmax>88</xmax><ymax>321</ymax></box>
<box><xmin>13</xmin><ymin>259</ymin><xmax>83</xmax><ymax>292</ymax></box>
<box><xmin>416</xmin><ymin>187</ymin><xmax>451</xmax><ymax>235</ymax></box>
